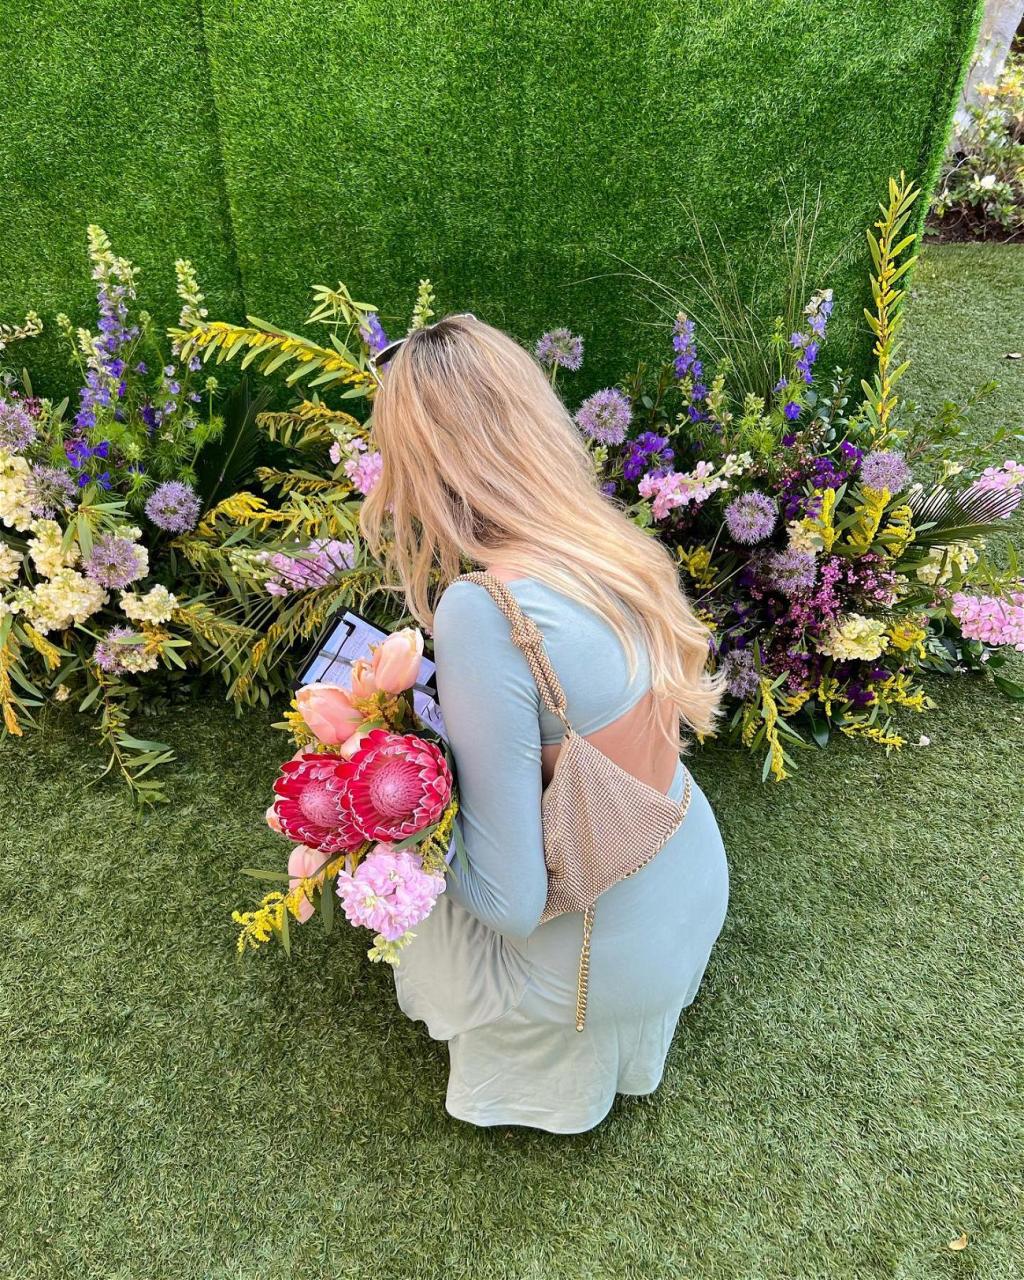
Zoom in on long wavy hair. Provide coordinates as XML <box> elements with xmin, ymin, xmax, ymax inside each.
<box><xmin>359</xmin><ymin>314</ymin><xmax>726</xmax><ymax>745</ymax></box>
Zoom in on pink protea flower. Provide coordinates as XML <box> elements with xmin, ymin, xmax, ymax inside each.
<box><xmin>334</xmin><ymin>729</ymin><xmax>452</xmax><ymax>842</ymax></box>
<box><xmin>335</xmin><ymin>844</ymin><xmax>446</xmax><ymax>940</ymax></box>
<box><xmin>272</xmin><ymin>751</ymin><xmax>363</xmax><ymax>853</ymax></box>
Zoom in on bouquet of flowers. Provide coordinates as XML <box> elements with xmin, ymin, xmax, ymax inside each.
<box><xmin>232</xmin><ymin>626</ymin><xmax>461</xmax><ymax>963</ymax></box>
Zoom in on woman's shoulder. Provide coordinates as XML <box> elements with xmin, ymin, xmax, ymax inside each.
<box><xmin>432</xmin><ymin>576</ymin><xmax>517</xmax><ymax>644</ymax></box>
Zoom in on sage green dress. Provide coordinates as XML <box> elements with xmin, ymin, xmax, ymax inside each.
<box><xmin>391</xmin><ymin>577</ymin><xmax>729</xmax><ymax>1133</ymax></box>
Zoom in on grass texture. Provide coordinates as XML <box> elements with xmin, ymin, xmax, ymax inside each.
<box><xmin>2</xmin><ymin>246</ymin><xmax>1023</xmax><ymax>1276</ymax></box>
<box><xmin>0</xmin><ymin>0</ymin><xmax>245</xmax><ymax>395</ymax></box>
<box><xmin>3</xmin><ymin>3</ymin><xmax>982</xmax><ymax>396</ymax></box>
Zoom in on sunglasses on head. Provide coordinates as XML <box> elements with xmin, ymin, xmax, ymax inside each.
<box><xmin>369</xmin><ymin>312</ymin><xmax>477</xmax><ymax>381</ymax></box>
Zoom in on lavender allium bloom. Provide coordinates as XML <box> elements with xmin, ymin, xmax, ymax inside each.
<box><xmin>764</xmin><ymin>547</ymin><xmax>818</xmax><ymax>597</ymax></box>
<box><xmin>575</xmin><ymin>388</ymin><xmax>632</xmax><ymax>445</ymax></box>
<box><xmin>145</xmin><ymin>480</ymin><xmax>201</xmax><ymax>532</ymax></box>
<box><xmin>724</xmin><ymin>491</ymin><xmax>778</xmax><ymax>544</ymax></box>
<box><xmin>783</xmin><ymin>401</ymin><xmax>801</xmax><ymax>421</ymax></box>
<box><xmin>860</xmin><ymin>449</ymin><xmax>912</xmax><ymax>493</ymax></box>
<box><xmin>94</xmin><ymin>625</ymin><xmax>136</xmax><ymax>674</ymax></box>
<box><xmin>28</xmin><ymin>465</ymin><xmax>78</xmax><ymax>518</ymax></box>
<box><xmin>359</xmin><ymin>312</ymin><xmax>390</xmax><ymax>357</ymax></box>
<box><xmin>535</xmin><ymin>328</ymin><xmax>584</xmax><ymax>372</ymax></box>
<box><xmin>721</xmin><ymin>648</ymin><xmax>760</xmax><ymax>699</ymax></box>
<box><xmin>85</xmin><ymin>534</ymin><xmax>147</xmax><ymax>589</ymax></box>
<box><xmin>0</xmin><ymin>399</ymin><xmax>37</xmax><ymax>453</ymax></box>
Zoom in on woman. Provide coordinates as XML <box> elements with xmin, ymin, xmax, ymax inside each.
<box><xmin>360</xmin><ymin>314</ymin><xmax>729</xmax><ymax>1134</ymax></box>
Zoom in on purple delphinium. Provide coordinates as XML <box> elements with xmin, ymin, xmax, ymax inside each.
<box><xmin>721</xmin><ymin>648</ymin><xmax>760</xmax><ymax>699</ymax></box>
<box><xmin>84</xmin><ymin>534</ymin><xmax>147</xmax><ymax>589</ymax></box>
<box><xmin>860</xmin><ymin>449</ymin><xmax>912</xmax><ymax>493</ymax></box>
<box><xmin>575</xmin><ymin>388</ymin><xmax>632</xmax><ymax>445</ymax></box>
<box><xmin>724</xmin><ymin>491</ymin><xmax>778</xmax><ymax>544</ymax></box>
<box><xmin>74</xmin><ymin>230</ymin><xmax>139</xmax><ymax>432</ymax></box>
<box><xmin>0</xmin><ymin>398</ymin><xmax>37</xmax><ymax>453</ymax></box>
<box><xmin>672</xmin><ymin>313</ymin><xmax>707</xmax><ymax>422</ymax></box>
<box><xmin>359</xmin><ymin>312</ymin><xmax>390</xmax><ymax>357</ymax></box>
<box><xmin>787</xmin><ymin>289</ymin><xmax>834</xmax><ymax>386</ymax></box>
<box><xmin>783</xmin><ymin>401</ymin><xmax>801</xmax><ymax>421</ymax></box>
<box><xmin>535</xmin><ymin>328</ymin><xmax>584</xmax><ymax>372</ymax></box>
<box><xmin>623</xmin><ymin>432</ymin><xmax>674</xmax><ymax>482</ymax></box>
<box><xmin>144</xmin><ymin>480</ymin><xmax>202</xmax><ymax>533</ymax></box>
<box><xmin>763</xmin><ymin>547</ymin><xmax>818</xmax><ymax>597</ymax></box>
<box><xmin>27</xmin><ymin>465</ymin><xmax>78</xmax><ymax>518</ymax></box>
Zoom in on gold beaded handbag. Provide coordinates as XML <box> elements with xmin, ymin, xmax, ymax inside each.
<box><xmin>454</xmin><ymin>572</ymin><xmax>693</xmax><ymax>1031</ymax></box>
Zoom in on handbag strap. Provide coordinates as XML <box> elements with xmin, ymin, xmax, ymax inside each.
<box><xmin>453</xmin><ymin>572</ymin><xmax>573</xmax><ymax>732</ymax></box>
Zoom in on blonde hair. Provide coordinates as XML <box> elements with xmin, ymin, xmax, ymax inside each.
<box><xmin>360</xmin><ymin>314</ymin><xmax>726</xmax><ymax>747</ymax></box>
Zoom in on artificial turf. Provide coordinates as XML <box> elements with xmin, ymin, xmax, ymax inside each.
<box><xmin>3</xmin><ymin>3</ymin><xmax>982</xmax><ymax>395</ymax></box>
<box><xmin>2</xmin><ymin>246</ymin><xmax>1023</xmax><ymax>1276</ymax></box>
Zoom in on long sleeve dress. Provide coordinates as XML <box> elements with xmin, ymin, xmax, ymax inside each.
<box><xmin>391</xmin><ymin>575</ymin><xmax>729</xmax><ymax>1133</ymax></box>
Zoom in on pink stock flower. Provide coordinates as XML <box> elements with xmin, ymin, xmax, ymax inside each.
<box><xmin>296</xmin><ymin>682</ymin><xmax>365</xmax><ymax>745</ymax></box>
<box><xmin>336</xmin><ymin>728</ymin><xmax>452</xmax><ymax>842</ymax></box>
<box><xmin>950</xmin><ymin>589</ymin><xmax>1024</xmax><ymax>651</ymax></box>
<box><xmin>370</xmin><ymin>627</ymin><xmax>423</xmax><ymax>694</ymax></box>
<box><xmin>288</xmin><ymin>845</ymin><xmax>324</xmax><ymax>923</ymax></box>
<box><xmin>335</xmin><ymin>844</ymin><xmax>446</xmax><ymax>940</ymax></box>
<box><xmin>272</xmin><ymin>751</ymin><xmax>363</xmax><ymax>853</ymax></box>
<box><xmin>344</xmin><ymin>449</ymin><xmax>383</xmax><ymax>496</ymax></box>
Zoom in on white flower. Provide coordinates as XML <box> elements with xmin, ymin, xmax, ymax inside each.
<box><xmin>0</xmin><ymin>450</ymin><xmax>34</xmax><ymax>531</ymax></box>
<box><xmin>27</xmin><ymin>519</ymin><xmax>78</xmax><ymax>579</ymax></box>
<box><xmin>120</xmin><ymin>584</ymin><xmax>177</xmax><ymax>624</ymax></box>
<box><xmin>915</xmin><ymin>542</ymin><xmax>979</xmax><ymax>586</ymax></box>
<box><xmin>21</xmin><ymin>568</ymin><xmax>107</xmax><ymax>633</ymax></box>
<box><xmin>978</xmin><ymin>174</ymin><xmax>998</xmax><ymax>190</ymax></box>
<box><xmin>0</xmin><ymin>542</ymin><xmax>21</xmax><ymax>585</ymax></box>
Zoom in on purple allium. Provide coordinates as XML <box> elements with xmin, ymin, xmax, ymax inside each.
<box><xmin>84</xmin><ymin>534</ymin><xmax>148</xmax><ymax>589</ymax></box>
<box><xmin>764</xmin><ymin>547</ymin><xmax>818</xmax><ymax>597</ymax></box>
<box><xmin>145</xmin><ymin>480</ymin><xmax>201</xmax><ymax>532</ymax></box>
<box><xmin>721</xmin><ymin>648</ymin><xmax>760</xmax><ymax>699</ymax></box>
<box><xmin>860</xmin><ymin>449</ymin><xmax>912</xmax><ymax>493</ymax></box>
<box><xmin>0</xmin><ymin>399</ymin><xmax>37</xmax><ymax>453</ymax></box>
<box><xmin>535</xmin><ymin>328</ymin><xmax>584</xmax><ymax>372</ymax></box>
<box><xmin>94</xmin><ymin>625</ymin><xmax>136</xmax><ymax>674</ymax></box>
<box><xmin>724</xmin><ymin>491</ymin><xmax>778</xmax><ymax>545</ymax></box>
<box><xmin>359</xmin><ymin>312</ymin><xmax>390</xmax><ymax>357</ymax></box>
<box><xmin>575</xmin><ymin>388</ymin><xmax>632</xmax><ymax>445</ymax></box>
<box><xmin>783</xmin><ymin>401</ymin><xmax>801</xmax><ymax>421</ymax></box>
<box><xmin>28</xmin><ymin>465</ymin><xmax>78</xmax><ymax>518</ymax></box>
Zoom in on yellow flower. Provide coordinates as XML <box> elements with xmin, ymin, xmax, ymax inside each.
<box><xmin>886</xmin><ymin>618</ymin><xmax>928</xmax><ymax>658</ymax></box>
<box><xmin>677</xmin><ymin>544</ymin><xmax>717</xmax><ymax>590</ymax></box>
<box><xmin>818</xmin><ymin>613</ymin><xmax>890</xmax><ymax>662</ymax></box>
<box><xmin>846</xmin><ymin>485</ymin><xmax>890</xmax><ymax>555</ymax></box>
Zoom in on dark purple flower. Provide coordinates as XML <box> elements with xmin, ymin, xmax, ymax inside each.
<box><xmin>144</xmin><ymin>480</ymin><xmax>201</xmax><ymax>533</ymax></box>
<box><xmin>784</xmin><ymin>401</ymin><xmax>801</xmax><ymax>421</ymax></box>
<box><xmin>721</xmin><ymin>648</ymin><xmax>760</xmax><ymax>699</ymax></box>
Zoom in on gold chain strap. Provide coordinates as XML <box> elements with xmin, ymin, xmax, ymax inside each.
<box><xmin>575</xmin><ymin>904</ymin><xmax>596</xmax><ymax>1032</ymax></box>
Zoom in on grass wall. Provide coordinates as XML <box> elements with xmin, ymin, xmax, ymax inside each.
<box><xmin>0</xmin><ymin>0</ymin><xmax>244</xmax><ymax>394</ymax></box>
<box><xmin>3</xmin><ymin>2</ymin><xmax>982</xmax><ymax>395</ymax></box>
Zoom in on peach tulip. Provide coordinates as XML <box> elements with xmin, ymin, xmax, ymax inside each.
<box><xmin>296</xmin><ymin>682</ymin><xmax>364</xmax><ymax>745</ymax></box>
<box><xmin>371</xmin><ymin>627</ymin><xmax>423</xmax><ymax>694</ymax></box>
<box><xmin>350</xmin><ymin>656</ymin><xmax>378</xmax><ymax>699</ymax></box>
<box><xmin>338</xmin><ymin>725</ymin><xmax>374</xmax><ymax>760</ymax></box>
<box><xmin>265</xmin><ymin>803</ymin><xmax>284</xmax><ymax>835</ymax></box>
<box><xmin>288</xmin><ymin>845</ymin><xmax>322</xmax><ymax>924</ymax></box>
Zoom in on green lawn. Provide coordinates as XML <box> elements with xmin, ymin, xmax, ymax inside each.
<box><xmin>2</xmin><ymin>246</ymin><xmax>1023</xmax><ymax>1279</ymax></box>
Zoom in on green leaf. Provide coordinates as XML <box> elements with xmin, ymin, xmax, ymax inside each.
<box><xmin>992</xmin><ymin>674</ymin><xmax>1024</xmax><ymax>700</ymax></box>
<box><xmin>320</xmin><ymin>871</ymin><xmax>335</xmax><ymax>934</ymax></box>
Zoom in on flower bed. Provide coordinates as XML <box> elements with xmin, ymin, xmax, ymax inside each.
<box><xmin>2</xmin><ymin>175</ymin><xmax>1022</xmax><ymax>796</ymax></box>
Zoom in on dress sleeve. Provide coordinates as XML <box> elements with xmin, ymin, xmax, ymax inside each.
<box><xmin>430</xmin><ymin>580</ymin><xmax>549</xmax><ymax>939</ymax></box>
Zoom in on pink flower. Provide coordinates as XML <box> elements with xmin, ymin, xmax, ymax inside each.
<box><xmin>336</xmin><ymin>728</ymin><xmax>452</xmax><ymax>842</ymax></box>
<box><xmin>951</xmin><ymin>589</ymin><xmax>1024</xmax><ymax>651</ymax></box>
<box><xmin>288</xmin><ymin>845</ymin><xmax>323</xmax><ymax>923</ymax></box>
<box><xmin>344</xmin><ymin>450</ymin><xmax>383</xmax><ymax>496</ymax></box>
<box><xmin>266</xmin><ymin>804</ymin><xmax>284</xmax><ymax>834</ymax></box>
<box><xmin>272</xmin><ymin>751</ymin><xmax>363</xmax><ymax>853</ymax></box>
<box><xmin>296</xmin><ymin>682</ymin><xmax>365</xmax><ymax>745</ymax></box>
<box><xmin>370</xmin><ymin>627</ymin><xmax>423</xmax><ymax>694</ymax></box>
<box><xmin>335</xmin><ymin>844</ymin><xmax>446</xmax><ymax>940</ymax></box>
<box><xmin>350</xmin><ymin>657</ymin><xmax>377</xmax><ymax>699</ymax></box>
